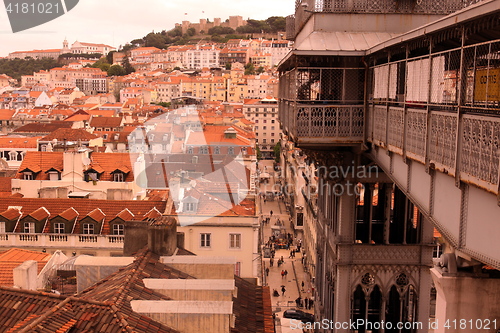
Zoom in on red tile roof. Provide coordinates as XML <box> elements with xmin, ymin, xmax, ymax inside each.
<box><xmin>40</xmin><ymin>128</ymin><xmax>98</xmax><ymax>141</ymax></box>
<box><xmin>89</xmin><ymin>116</ymin><xmax>123</xmax><ymax>128</ymax></box>
<box><xmin>0</xmin><ymin>197</ymin><xmax>167</xmax><ymax>235</ymax></box>
<box><xmin>0</xmin><ymin>248</ymin><xmax>51</xmax><ymax>287</ymax></box>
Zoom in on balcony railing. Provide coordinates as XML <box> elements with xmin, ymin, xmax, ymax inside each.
<box><xmin>291</xmin><ymin>0</ymin><xmax>483</xmax><ymax>39</ymax></box>
<box><xmin>280</xmin><ymin>101</ymin><xmax>364</xmax><ymax>147</ymax></box>
<box><xmin>0</xmin><ymin>233</ymin><xmax>124</xmax><ymax>249</ymax></box>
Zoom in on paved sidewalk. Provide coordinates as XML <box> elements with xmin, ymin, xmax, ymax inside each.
<box><xmin>257</xmin><ymin>160</ymin><xmax>315</xmax><ymax>332</ymax></box>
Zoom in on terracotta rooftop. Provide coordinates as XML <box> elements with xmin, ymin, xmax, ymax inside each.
<box><xmin>89</xmin><ymin>116</ymin><xmax>123</xmax><ymax>128</ymax></box>
<box><xmin>12</xmin><ymin>121</ymin><xmax>72</xmax><ymax>134</ymax></box>
<box><xmin>16</xmin><ymin>152</ymin><xmax>135</xmax><ymax>182</ymax></box>
<box><xmin>232</xmin><ymin>277</ymin><xmax>274</xmax><ymax>333</ymax></box>
<box><xmin>40</xmin><ymin>128</ymin><xmax>98</xmax><ymax>141</ymax></box>
<box><xmin>0</xmin><ymin>286</ymin><xmax>179</xmax><ymax>333</ymax></box>
<box><xmin>0</xmin><ymin>248</ymin><xmax>51</xmax><ymax>287</ymax></box>
<box><xmin>0</xmin><ymin>197</ymin><xmax>166</xmax><ymax>235</ymax></box>
<box><xmin>80</xmin><ymin>248</ymin><xmax>194</xmax><ymax>308</ymax></box>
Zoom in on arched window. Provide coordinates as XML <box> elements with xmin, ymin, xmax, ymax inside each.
<box><xmin>352</xmin><ymin>273</ymin><xmax>382</xmax><ymax>333</ymax></box>
<box><xmin>386</xmin><ymin>273</ymin><xmax>418</xmax><ymax>332</ymax></box>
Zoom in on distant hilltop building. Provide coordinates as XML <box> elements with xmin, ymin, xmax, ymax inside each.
<box><xmin>8</xmin><ymin>39</ymin><xmax>116</xmax><ymax>60</ymax></box>
<box><xmin>177</xmin><ymin>15</ymin><xmax>246</xmax><ymax>35</ymax></box>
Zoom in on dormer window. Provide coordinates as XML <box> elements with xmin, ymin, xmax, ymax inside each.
<box><xmin>82</xmin><ymin>223</ymin><xmax>94</xmax><ymax>234</ymax></box>
<box><xmin>185</xmin><ymin>202</ymin><xmax>197</xmax><ymax>212</ymax></box>
<box><xmin>46</xmin><ymin>168</ymin><xmax>61</xmax><ymax>181</ymax></box>
<box><xmin>113</xmin><ymin>172</ymin><xmax>124</xmax><ymax>182</ymax></box>
<box><xmin>199</xmin><ymin>146</ymin><xmax>208</xmax><ymax>154</ymax></box>
<box><xmin>187</xmin><ymin>147</ymin><xmax>194</xmax><ymax>154</ymax></box>
<box><xmin>84</xmin><ymin>169</ymin><xmax>102</xmax><ymax>182</ymax></box>
<box><xmin>23</xmin><ymin>172</ymin><xmax>34</xmax><ymax>180</ymax></box>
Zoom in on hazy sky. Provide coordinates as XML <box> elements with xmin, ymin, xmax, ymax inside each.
<box><xmin>0</xmin><ymin>0</ymin><xmax>295</xmax><ymax>57</ymax></box>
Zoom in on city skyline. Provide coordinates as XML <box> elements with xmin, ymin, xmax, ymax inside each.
<box><xmin>0</xmin><ymin>0</ymin><xmax>294</xmax><ymax>57</ymax></box>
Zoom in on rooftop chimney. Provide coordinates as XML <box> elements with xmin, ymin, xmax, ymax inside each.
<box><xmin>123</xmin><ymin>216</ymin><xmax>178</xmax><ymax>256</ymax></box>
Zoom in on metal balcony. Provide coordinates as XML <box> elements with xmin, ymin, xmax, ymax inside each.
<box><xmin>278</xmin><ymin>67</ymin><xmax>365</xmax><ymax>148</ymax></box>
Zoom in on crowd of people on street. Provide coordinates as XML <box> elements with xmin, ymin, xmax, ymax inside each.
<box><xmin>259</xmin><ymin>161</ymin><xmax>314</xmax><ymax>324</ymax></box>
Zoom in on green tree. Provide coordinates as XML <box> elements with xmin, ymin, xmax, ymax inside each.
<box><xmin>145</xmin><ymin>32</ymin><xmax>166</xmax><ymax>49</ymax></box>
<box><xmin>106</xmin><ymin>51</ymin><xmax>116</xmax><ymax>64</ymax></box>
<box><xmin>187</xmin><ymin>27</ymin><xmax>196</xmax><ymax>36</ymax></box>
<box><xmin>256</xmin><ymin>66</ymin><xmax>265</xmax><ymax>74</ymax></box>
<box><xmin>225</xmin><ymin>62</ymin><xmax>232</xmax><ymax>70</ymax></box>
<box><xmin>244</xmin><ymin>62</ymin><xmax>255</xmax><ymax>75</ymax></box>
<box><xmin>107</xmin><ymin>64</ymin><xmax>126</xmax><ymax>76</ymax></box>
<box><xmin>208</xmin><ymin>26</ymin><xmax>235</xmax><ymax>35</ymax></box>
<box><xmin>131</xmin><ymin>38</ymin><xmax>145</xmax><ymax>46</ymax></box>
<box><xmin>255</xmin><ymin>145</ymin><xmax>262</xmax><ymax>161</ymax></box>
<box><xmin>122</xmin><ymin>56</ymin><xmax>135</xmax><ymax>74</ymax></box>
<box><xmin>273</xmin><ymin>142</ymin><xmax>281</xmax><ymax>163</ymax></box>
<box><xmin>91</xmin><ymin>58</ymin><xmax>111</xmax><ymax>72</ymax></box>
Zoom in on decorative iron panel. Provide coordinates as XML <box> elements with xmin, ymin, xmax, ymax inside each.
<box><xmin>316</xmin><ymin>0</ymin><xmax>479</xmax><ymax>14</ymax></box>
<box><xmin>388</xmin><ymin>107</ymin><xmax>404</xmax><ymax>149</ymax></box>
<box><xmin>461</xmin><ymin>115</ymin><xmax>500</xmax><ymax>185</ymax></box>
<box><xmin>429</xmin><ymin>112</ymin><xmax>457</xmax><ymax>170</ymax></box>
<box><xmin>406</xmin><ymin>109</ymin><xmax>427</xmax><ymax>157</ymax></box>
<box><xmin>373</xmin><ymin>105</ymin><xmax>387</xmax><ymax>144</ymax></box>
<box><xmin>294</xmin><ymin>105</ymin><xmax>364</xmax><ymax>139</ymax></box>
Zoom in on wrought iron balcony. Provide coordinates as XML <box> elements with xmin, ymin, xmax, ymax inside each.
<box><xmin>279</xmin><ymin>67</ymin><xmax>365</xmax><ymax>147</ymax></box>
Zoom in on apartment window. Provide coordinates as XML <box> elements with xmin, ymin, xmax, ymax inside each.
<box><xmin>255</xmin><ymin>119</ymin><xmax>259</xmax><ymax>123</ymax></box>
<box><xmin>228</xmin><ymin>147</ymin><xmax>234</xmax><ymax>155</ymax></box>
<box><xmin>229</xmin><ymin>233</ymin><xmax>241</xmax><ymax>249</ymax></box>
<box><xmin>200</xmin><ymin>233</ymin><xmax>211</xmax><ymax>247</ymax></box>
<box><xmin>263</xmin><ymin>126</ymin><xmax>267</xmax><ymax>130</ymax></box>
<box><xmin>83</xmin><ymin>223</ymin><xmax>94</xmax><ymax>235</ymax></box>
<box><xmin>272</xmin><ymin>120</ymin><xmax>275</xmax><ymax>123</ymax></box>
<box><xmin>54</xmin><ymin>223</ymin><xmax>65</xmax><ymax>234</ymax></box>
<box><xmin>187</xmin><ymin>147</ymin><xmax>194</xmax><ymax>154</ymax></box>
<box><xmin>263</xmin><ymin>120</ymin><xmax>267</xmax><ymax>123</ymax></box>
<box><xmin>113</xmin><ymin>224</ymin><xmax>124</xmax><ymax>235</ymax></box>
<box><xmin>0</xmin><ymin>222</ymin><xmax>5</xmax><ymax>233</ymax></box>
<box><xmin>255</xmin><ymin>126</ymin><xmax>258</xmax><ymax>130</ymax></box>
<box><xmin>271</xmin><ymin>139</ymin><xmax>275</xmax><ymax>143</ymax></box>
<box><xmin>214</xmin><ymin>146</ymin><xmax>221</xmax><ymax>154</ymax></box>
<box><xmin>24</xmin><ymin>222</ymin><xmax>35</xmax><ymax>233</ymax></box>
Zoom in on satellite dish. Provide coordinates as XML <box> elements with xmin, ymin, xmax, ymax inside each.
<box><xmin>82</xmin><ymin>157</ymin><xmax>91</xmax><ymax>166</ymax></box>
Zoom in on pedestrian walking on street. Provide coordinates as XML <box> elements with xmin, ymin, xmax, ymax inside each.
<box><xmin>284</xmin><ymin>270</ymin><xmax>288</xmax><ymax>278</ymax></box>
<box><xmin>281</xmin><ymin>286</ymin><xmax>286</xmax><ymax>296</ymax></box>
<box><xmin>305</xmin><ymin>298</ymin><xmax>309</xmax><ymax>309</ymax></box>
<box><xmin>270</xmin><ymin>258</ymin><xmax>274</xmax><ymax>267</ymax></box>
<box><xmin>281</xmin><ymin>270</ymin><xmax>285</xmax><ymax>278</ymax></box>
<box><xmin>270</xmin><ymin>210</ymin><xmax>273</xmax><ymax>217</ymax></box>
<box><xmin>265</xmin><ymin>267</ymin><xmax>269</xmax><ymax>276</ymax></box>
<box><xmin>301</xmin><ymin>281</ymin><xmax>305</xmax><ymax>291</ymax></box>
<box><xmin>295</xmin><ymin>297</ymin><xmax>302</xmax><ymax>308</ymax></box>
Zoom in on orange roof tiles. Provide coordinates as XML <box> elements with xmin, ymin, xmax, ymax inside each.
<box><xmin>40</xmin><ymin>128</ymin><xmax>98</xmax><ymax>141</ymax></box>
<box><xmin>0</xmin><ymin>197</ymin><xmax>167</xmax><ymax>235</ymax></box>
<box><xmin>0</xmin><ymin>248</ymin><xmax>51</xmax><ymax>287</ymax></box>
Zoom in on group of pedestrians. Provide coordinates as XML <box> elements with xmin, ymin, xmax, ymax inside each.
<box><xmin>295</xmin><ymin>296</ymin><xmax>314</xmax><ymax>310</ymax></box>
